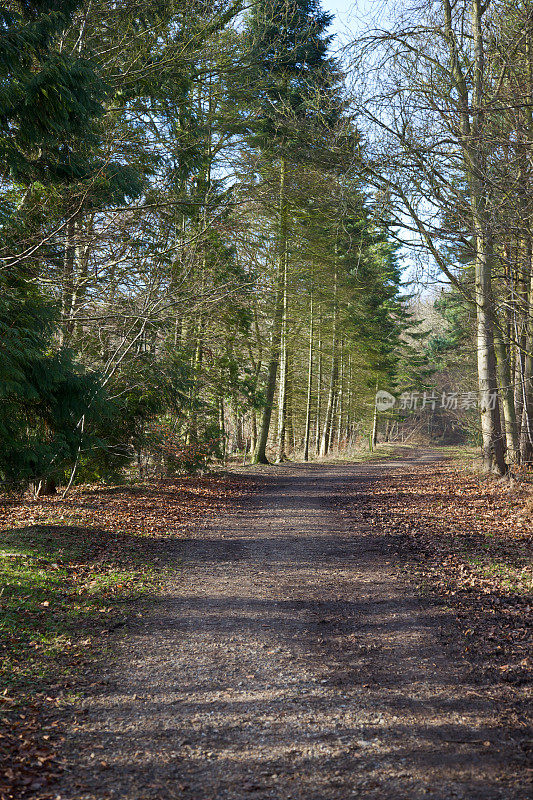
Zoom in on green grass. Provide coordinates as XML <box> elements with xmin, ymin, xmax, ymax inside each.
<box><xmin>461</xmin><ymin>553</ymin><xmax>533</xmax><ymax>593</ymax></box>
<box><xmin>0</xmin><ymin>523</ymin><xmax>169</xmax><ymax>695</ymax></box>
<box><xmin>349</xmin><ymin>446</ymin><xmax>398</xmax><ymax>462</ymax></box>
<box><xmin>424</xmin><ymin>443</ymin><xmax>479</xmax><ymax>464</ymax></box>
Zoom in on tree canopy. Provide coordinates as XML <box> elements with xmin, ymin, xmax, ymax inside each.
<box><xmin>2</xmin><ymin>0</ymin><xmax>529</xmax><ymax>488</ymax></box>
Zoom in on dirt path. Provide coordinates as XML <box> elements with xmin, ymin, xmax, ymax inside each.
<box><xmin>57</xmin><ymin>455</ymin><xmax>529</xmax><ymax>799</ymax></box>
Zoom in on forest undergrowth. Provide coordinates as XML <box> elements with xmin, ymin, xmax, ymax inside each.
<box><xmin>1</xmin><ymin>452</ymin><xmax>531</xmax><ymax>798</ymax></box>
<box><xmin>342</xmin><ymin>451</ymin><xmax>532</xmax><ymax>754</ymax></box>
<box><xmin>0</xmin><ymin>474</ymin><xmax>253</xmax><ymax>800</ymax></box>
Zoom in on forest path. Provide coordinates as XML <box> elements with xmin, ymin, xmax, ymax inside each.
<box><xmin>58</xmin><ymin>452</ymin><xmax>525</xmax><ymax>799</ymax></box>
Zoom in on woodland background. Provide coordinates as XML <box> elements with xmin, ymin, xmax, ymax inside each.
<box><xmin>1</xmin><ymin>0</ymin><xmax>532</xmax><ymax>490</ymax></box>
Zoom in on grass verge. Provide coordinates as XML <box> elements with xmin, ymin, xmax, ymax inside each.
<box><xmin>0</xmin><ymin>474</ymin><xmax>250</xmax><ymax>800</ymax></box>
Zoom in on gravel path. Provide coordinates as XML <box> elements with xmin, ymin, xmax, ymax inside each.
<box><xmin>57</xmin><ymin>455</ymin><xmax>528</xmax><ymax>799</ymax></box>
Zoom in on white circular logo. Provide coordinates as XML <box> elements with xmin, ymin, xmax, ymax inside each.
<box><xmin>375</xmin><ymin>390</ymin><xmax>396</xmax><ymax>412</ymax></box>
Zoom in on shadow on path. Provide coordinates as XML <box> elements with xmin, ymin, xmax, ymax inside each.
<box><xmin>57</xmin><ymin>458</ymin><xmax>529</xmax><ymax>800</ymax></box>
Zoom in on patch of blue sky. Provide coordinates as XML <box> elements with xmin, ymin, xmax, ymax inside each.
<box><xmin>323</xmin><ymin>1</ymin><xmax>446</xmax><ymax>299</ymax></box>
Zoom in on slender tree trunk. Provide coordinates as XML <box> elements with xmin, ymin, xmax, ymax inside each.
<box><xmin>514</xmin><ymin>239</ymin><xmax>527</xmax><ymax>439</ymax></box>
<box><xmin>35</xmin><ymin>477</ymin><xmax>57</xmax><ymax>497</ymax></box>
<box><xmin>59</xmin><ymin>217</ymin><xmax>77</xmax><ymax>346</ymax></box>
<box><xmin>219</xmin><ymin>397</ymin><xmax>227</xmax><ymax>465</ymax></box>
<box><xmin>254</xmin><ymin>157</ymin><xmax>288</xmax><ymax>464</ymax></box>
<box><xmin>276</xmin><ymin>253</ymin><xmax>289</xmax><ymax>462</ymax></box>
<box><xmin>286</xmin><ymin>357</ymin><xmax>294</xmax><ymax>455</ymax></box>
<box><xmin>331</xmin><ymin>392</ymin><xmax>339</xmax><ymax>451</ymax></box>
<box><xmin>443</xmin><ymin>0</ymin><xmax>506</xmax><ymax>473</ymax></box>
<box><xmin>494</xmin><ymin>325</ymin><xmax>519</xmax><ymax>463</ymax></box>
<box><xmin>519</xmin><ymin>36</ymin><xmax>533</xmax><ymax>462</ymax></box>
<box><xmin>70</xmin><ymin>214</ymin><xmax>93</xmax><ymax>338</ymax></box>
<box><xmin>470</xmin><ymin>0</ymin><xmax>505</xmax><ymax>473</ymax></box>
<box><xmin>253</xmin><ymin>291</ymin><xmax>283</xmax><ymax>463</ymax></box>
<box><xmin>174</xmin><ymin>216</ymin><xmax>187</xmax><ymax>346</ymax></box>
<box><xmin>346</xmin><ymin>354</ymin><xmax>352</xmax><ymax>441</ymax></box>
<box><xmin>233</xmin><ymin>402</ymin><xmax>244</xmax><ymax>452</ymax></box>
<box><xmin>371</xmin><ymin>379</ymin><xmax>379</xmax><ymax>447</ymax></box>
<box><xmin>251</xmin><ymin>410</ymin><xmax>257</xmax><ymax>453</ymax></box>
<box><xmin>276</xmin><ymin>349</ymin><xmax>288</xmax><ymax>461</ymax></box>
<box><xmin>474</xmin><ymin>233</ymin><xmax>506</xmax><ymax>473</ymax></box>
<box><xmin>315</xmin><ymin>304</ymin><xmax>322</xmax><ymax>454</ymax></box>
<box><xmin>303</xmin><ymin>291</ymin><xmax>314</xmax><ymax>461</ymax></box>
<box><xmin>247</xmin><ymin>315</ymin><xmax>262</xmax><ymax>457</ymax></box>
<box><xmin>336</xmin><ymin>343</ymin><xmax>344</xmax><ymax>449</ymax></box>
<box><xmin>520</xmin><ymin>238</ymin><xmax>533</xmax><ymax>462</ymax></box>
<box><xmin>320</xmin><ymin>360</ymin><xmax>336</xmax><ymax>457</ymax></box>
<box><xmin>187</xmin><ymin>323</ymin><xmax>203</xmax><ymax>445</ymax></box>
<box><xmin>320</xmin><ymin>257</ymin><xmax>338</xmax><ymax>457</ymax></box>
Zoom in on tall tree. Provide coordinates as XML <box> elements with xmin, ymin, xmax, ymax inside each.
<box><xmin>348</xmin><ymin>0</ymin><xmax>533</xmax><ymax>473</ymax></box>
<box><xmin>0</xmin><ymin>0</ymin><xmax>111</xmax><ymax>489</ymax></box>
<box><xmin>240</xmin><ymin>0</ymin><xmax>342</xmax><ymax>463</ymax></box>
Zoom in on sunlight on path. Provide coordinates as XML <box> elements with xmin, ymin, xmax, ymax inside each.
<box><xmin>58</xmin><ymin>461</ymin><xmax>526</xmax><ymax>800</ymax></box>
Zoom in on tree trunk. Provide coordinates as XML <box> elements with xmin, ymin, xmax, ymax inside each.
<box><xmin>474</xmin><ymin>233</ymin><xmax>506</xmax><ymax>474</ymax></box>
<box><xmin>219</xmin><ymin>396</ymin><xmax>227</xmax><ymax>465</ymax></box>
<box><xmin>303</xmin><ymin>291</ymin><xmax>314</xmax><ymax>462</ymax></box>
<box><xmin>518</xmin><ymin>24</ymin><xmax>533</xmax><ymax>461</ymax></box>
<box><xmin>320</xmin><ymin>257</ymin><xmax>338</xmax><ymax>457</ymax></box>
<box><xmin>187</xmin><ymin>326</ymin><xmax>203</xmax><ymax>445</ymax></box>
<box><xmin>320</xmin><ymin>357</ymin><xmax>337</xmax><ymax>457</ymax></box>
<box><xmin>371</xmin><ymin>379</ymin><xmax>379</xmax><ymax>447</ymax></box>
<box><xmin>286</xmin><ymin>357</ymin><xmax>294</xmax><ymax>456</ymax></box>
<box><xmin>254</xmin><ymin>157</ymin><xmax>287</xmax><ymax>464</ymax></box>
<box><xmin>441</xmin><ymin>0</ymin><xmax>506</xmax><ymax>474</ymax></box>
<box><xmin>276</xmin><ymin>253</ymin><xmax>289</xmax><ymax>462</ymax></box>
<box><xmin>251</xmin><ymin>410</ymin><xmax>257</xmax><ymax>453</ymax></box>
<box><xmin>494</xmin><ymin>325</ymin><xmax>519</xmax><ymax>463</ymax></box>
<box><xmin>336</xmin><ymin>343</ymin><xmax>344</xmax><ymax>449</ymax></box>
<box><xmin>276</xmin><ymin>352</ymin><xmax>288</xmax><ymax>461</ymax></box>
<box><xmin>520</xmin><ymin>238</ymin><xmax>533</xmax><ymax>462</ymax></box>
<box><xmin>233</xmin><ymin>403</ymin><xmax>244</xmax><ymax>452</ymax></box>
<box><xmin>35</xmin><ymin>477</ymin><xmax>57</xmax><ymax>497</ymax></box>
<box><xmin>513</xmin><ymin>239</ymin><xmax>528</xmax><ymax>442</ymax></box>
<box><xmin>346</xmin><ymin>354</ymin><xmax>352</xmax><ymax>442</ymax></box>
<box><xmin>469</xmin><ymin>0</ymin><xmax>506</xmax><ymax>474</ymax></box>
<box><xmin>315</xmin><ymin>304</ymin><xmax>322</xmax><ymax>455</ymax></box>
<box><xmin>59</xmin><ymin>217</ymin><xmax>77</xmax><ymax>346</ymax></box>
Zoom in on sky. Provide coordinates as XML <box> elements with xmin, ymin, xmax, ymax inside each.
<box><xmin>321</xmin><ymin>0</ymin><xmax>390</xmax><ymax>45</ymax></box>
<box><xmin>321</xmin><ymin>1</ymin><xmax>436</xmax><ymax>296</ymax></box>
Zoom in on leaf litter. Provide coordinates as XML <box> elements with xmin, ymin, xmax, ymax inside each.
<box><xmin>0</xmin><ymin>473</ymin><xmax>252</xmax><ymax>800</ymax></box>
<box><xmin>344</xmin><ymin>458</ymin><xmax>532</xmax><ymax>757</ymax></box>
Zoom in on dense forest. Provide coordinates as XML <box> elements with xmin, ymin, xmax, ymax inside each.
<box><xmin>1</xmin><ymin>4</ymin><xmax>532</xmax><ymax>797</ymax></box>
<box><xmin>1</xmin><ymin>0</ymin><xmax>532</xmax><ymax>490</ymax></box>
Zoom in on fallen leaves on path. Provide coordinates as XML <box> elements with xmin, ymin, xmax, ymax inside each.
<box><xmin>0</xmin><ymin>474</ymin><xmax>252</xmax><ymax>538</ymax></box>
<box><xmin>0</xmin><ymin>705</ymin><xmax>63</xmax><ymax>800</ymax></box>
<box><xmin>347</xmin><ymin>463</ymin><xmax>532</xmax><ymax>695</ymax></box>
<box><xmin>0</xmin><ymin>472</ymin><xmax>253</xmax><ymax>800</ymax></box>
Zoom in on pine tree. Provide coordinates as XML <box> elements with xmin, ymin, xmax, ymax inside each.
<box><xmin>0</xmin><ymin>1</ymin><xmax>106</xmax><ymax>185</ymax></box>
<box><xmin>0</xmin><ymin>1</ymin><xmax>111</xmax><ymax>489</ymax></box>
<box><xmin>240</xmin><ymin>0</ymin><xmax>343</xmax><ymax>463</ymax></box>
